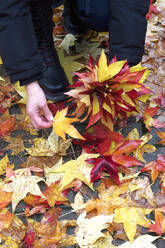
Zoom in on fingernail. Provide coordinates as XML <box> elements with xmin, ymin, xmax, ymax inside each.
<box><xmin>50</xmin><ymin>116</ymin><xmax>54</xmax><ymax>121</ymax></box>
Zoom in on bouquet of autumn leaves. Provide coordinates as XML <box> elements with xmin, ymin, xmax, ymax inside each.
<box><xmin>53</xmin><ymin>50</ymin><xmax>152</xmax><ymax>185</ymax></box>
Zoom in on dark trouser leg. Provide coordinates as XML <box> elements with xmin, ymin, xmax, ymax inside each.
<box><xmin>109</xmin><ymin>0</ymin><xmax>150</xmax><ymax>65</ymax></box>
<box><xmin>63</xmin><ymin>0</ymin><xmax>109</xmax><ymax>34</ymax></box>
<box><xmin>0</xmin><ymin>0</ymin><xmax>43</xmax><ymax>85</ymax></box>
<box><xmin>30</xmin><ymin>0</ymin><xmax>69</xmax><ymax>100</ymax></box>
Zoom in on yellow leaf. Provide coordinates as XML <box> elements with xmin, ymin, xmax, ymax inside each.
<box><xmin>122</xmin><ymin>93</ymin><xmax>135</xmax><ymax>106</ymax></box>
<box><xmin>130</xmin><ymin>63</ymin><xmax>150</xmax><ymax>83</ymax></box>
<box><xmin>2</xmin><ymin>171</ymin><xmax>45</xmax><ymax>212</ymax></box>
<box><xmin>137</xmin><ymin>93</ymin><xmax>150</xmax><ymax>103</ymax></box>
<box><xmin>0</xmin><ymin>76</ymin><xmax>4</xmax><ymax>81</ymax></box>
<box><xmin>13</xmin><ymin>81</ymin><xmax>27</xmax><ymax>104</ymax></box>
<box><xmin>26</xmin><ymin>130</ymin><xmax>71</xmax><ymax>156</ymax></box>
<box><xmin>103</xmin><ymin>102</ymin><xmax>112</xmax><ymax>114</ymax></box>
<box><xmin>80</xmin><ymin>95</ymin><xmax>90</xmax><ymax>106</ymax></box>
<box><xmin>0</xmin><ymin>57</ymin><xmax>2</xmax><ymax>64</ymax></box>
<box><xmin>0</xmin><ymin>154</ymin><xmax>14</xmax><ymax>176</ymax></box>
<box><xmin>49</xmin><ymin>153</ymin><xmax>99</xmax><ymax>190</ymax></box>
<box><xmin>92</xmin><ymin>93</ymin><xmax>100</xmax><ymax>115</ymax></box>
<box><xmin>57</xmin><ymin>48</ymin><xmax>85</xmax><ymax>83</ymax></box>
<box><xmin>114</xmin><ymin>207</ymin><xmax>152</xmax><ymax>242</ymax></box>
<box><xmin>53</xmin><ymin>107</ymin><xmax>85</xmax><ymax>140</ymax></box>
<box><xmin>97</xmin><ymin>50</ymin><xmax>126</xmax><ymax>82</ymax></box>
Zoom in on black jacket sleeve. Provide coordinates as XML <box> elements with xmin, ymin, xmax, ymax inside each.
<box><xmin>109</xmin><ymin>0</ymin><xmax>150</xmax><ymax>65</ymax></box>
<box><xmin>0</xmin><ymin>0</ymin><xmax>43</xmax><ymax>85</ymax></box>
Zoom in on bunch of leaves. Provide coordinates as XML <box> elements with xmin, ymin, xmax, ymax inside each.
<box><xmin>66</xmin><ymin>50</ymin><xmax>151</xmax><ymax>131</ymax></box>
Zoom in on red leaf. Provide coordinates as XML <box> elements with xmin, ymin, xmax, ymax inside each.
<box><xmin>146</xmin><ymin>0</ymin><xmax>159</xmax><ymax>19</ymax></box>
<box><xmin>23</xmin><ymin>230</ymin><xmax>35</xmax><ymax>248</ymax></box>
<box><xmin>87</xmin><ymin>156</ymin><xmax>121</xmax><ymax>184</ymax></box>
<box><xmin>48</xmin><ymin>102</ymin><xmax>65</xmax><ymax>116</ymax></box>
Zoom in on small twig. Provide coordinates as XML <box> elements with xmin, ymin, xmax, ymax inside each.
<box><xmin>70</xmin><ymin>142</ymin><xmax>77</xmax><ymax>160</ymax></box>
<box><xmin>136</xmin><ymin>207</ymin><xmax>151</xmax><ymax>225</ymax></box>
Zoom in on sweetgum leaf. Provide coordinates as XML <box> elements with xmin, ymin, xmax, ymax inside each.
<box><xmin>87</xmin><ymin>156</ymin><xmax>121</xmax><ymax>184</ymax></box>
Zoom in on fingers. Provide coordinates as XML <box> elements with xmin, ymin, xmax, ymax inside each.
<box><xmin>31</xmin><ymin>115</ymin><xmax>52</xmax><ymax>129</ymax></box>
<box><xmin>42</xmin><ymin>104</ymin><xmax>54</xmax><ymax>122</ymax></box>
<box><xmin>27</xmin><ymin>105</ymin><xmax>53</xmax><ymax>130</ymax></box>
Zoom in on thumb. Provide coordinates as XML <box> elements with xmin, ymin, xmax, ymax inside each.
<box><xmin>42</xmin><ymin>104</ymin><xmax>54</xmax><ymax>122</ymax></box>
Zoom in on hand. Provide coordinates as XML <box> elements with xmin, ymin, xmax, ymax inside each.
<box><xmin>26</xmin><ymin>81</ymin><xmax>53</xmax><ymax>129</ymax></box>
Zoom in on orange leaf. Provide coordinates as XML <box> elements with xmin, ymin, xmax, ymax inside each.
<box><xmin>141</xmin><ymin>154</ymin><xmax>165</xmax><ymax>182</ymax></box>
<box><xmin>0</xmin><ymin>210</ymin><xmax>14</xmax><ymax>230</ymax></box>
<box><xmin>0</xmin><ymin>115</ymin><xmax>16</xmax><ymax>136</ymax></box>
<box><xmin>0</xmin><ymin>189</ymin><xmax>12</xmax><ymax>210</ymax></box>
<box><xmin>156</xmin><ymin>131</ymin><xmax>165</xmax><ymax>145</ymax></box>
<box><xmin>143</xmin><ymin>107</ymin><xmax>159</xmax><ymax>131</ymax></box>
<box><xmin>148</xmin><ymin>210</ymin><xmax>165</xmax><ymax>235</ymax></box>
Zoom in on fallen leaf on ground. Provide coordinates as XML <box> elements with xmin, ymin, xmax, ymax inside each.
<box><xmin>114</xmin><ymin>207</ymin><xmax>152</xmax><ymax>241</ymax></box>
<box><xmin>0</xmin><ymin>115</ymin><xmax>16</xmax><ymax>137</ymax></box>
<box><xmin>47</xmin><ymin>153</ymin><xmax>99</xmax><ymax>190</ymax></box>
<box><xmin>76</xmin><ymin>211</ymin><xmax>114</xmax><ymax>247</ymax></box>
<box><xmin>0</xmin><ymin>154</ymin><xmax>14</xmax><ymax>176</ymax></box>
<box><xmin>127</xmin><ymin>128</ymin><xmax>156</xmax><ymax>162</ymax></box>
<box><xmin>118</xmin><ymin>234</ymin><xmax>158</xmax><ymax>248</ymax></box>
<box><xmin>148</xmin><ymin>210</ymin><xmax>165</xmax><ymax>235</ymax></box>
<box><xmin>14</xmin><ymin>81</ymin><xmax>27</xmax><ymax>104</ymax></box>
<box><xmin>26</xmin><ymin>129</ymin><xmax>71</xmax><ymax>156</ymax></box>
<box><xmin>43</xmin><ymin>182</ymin><xmax>68</xmax><ymax>207</ymax></box>
<box><xmin>2</xmin><ymin>171</ymin><xmax>45</xmax><ymax>212</ymax></box>
<box><xmin>141</xmin><ymin>154</ymin><xmax>165</xmax><ymax>182</ymax></box>
<box><xmin>156</xmin><ymin>131</ymin><xmax>165</xmax><ymax>145</ymax></box>
<box><xmin>0</xmin><ymin>189</ymin><xmax>12</xmax><ymax>210</ymax></box>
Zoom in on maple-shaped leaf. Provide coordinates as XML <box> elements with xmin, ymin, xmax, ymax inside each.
<box><xmin>87</xmin><ymin>140</ymin><xmax>142</xmax><ymax>184</ymax></box>
<box><xmin>66</xmin><ymin>50</ymin><xmax>151</xmax><ymax>131</ymax></box>
<box><xmin>118</xmin><ymin>234</ymin><xmax>158</xmax><ymax>248</ymax></box>
<box><xmin>53</xmin><ymin>107</ymin><xmax>85</xmax><ymax>140</ymax></box>
<box><xmin>88</xmin><ymin>156</ymin><xmax>122</xmax><ymax>184</ymax></box>
<box><xmin>73</xmin><ymin>123</ymin><xmax>123</xmax><ymax>155</ymax></box>
<box><xmin>26</xmin><ymin>129</ymin><xmax>71</xmax><ymax>156</ymax></box>
<box><xmin>43</xmin><ymin>182</ymin><xmax>68</xmax><ymax>207</ymax></box>
<box><xmin>156</xmin><ymin>131</ymin><xmax>165</xmax><ymax>145</ymax></box>
<box><xmin>47</xmin><ymin>153</ymin><xmax>99</xmax><ymax>190</ymax></box>
<box><xmin>148</xmin><ymin>210</ymin><xmax>165</xmax><ymax>235</ymax></box>
<box><xmin>57</xmin><ymin>48</ymin><xmax>85</xmax><ymax>83</ymax></box>
<box><xmin>76</xmin><ymin>211</ymin><xmax>114</xmax><ymax>247</ymax></box>
<box><xmin>141</xmin><ymin>154</ymin><xmax>165</xmax><ymax>182</ymax></box>
<box><xmin>127</xmin><ymin>128</ymin><xmax>156</xmax><ymax>162</ymax></box>
<box><xmin>114</xmin><ymin>207</ymin><xmax>152</xmax><ymax>242</ymax></box>
<box><xmin>142</xmin><ymin>106</ymin><xmax>165</xmax><ymax>130</ymax></box>
<box><xmin>1</xmin><ymin>169</ymin><xmax>46</xmax><ymax>212</ymax></box>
